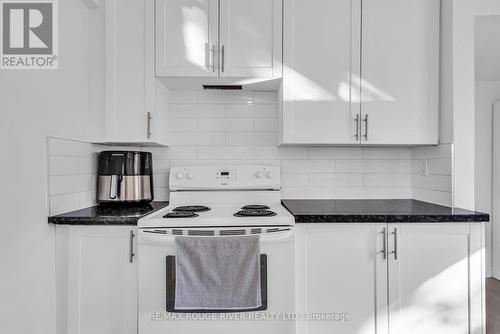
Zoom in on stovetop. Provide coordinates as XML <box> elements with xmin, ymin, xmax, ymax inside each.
<box><xmin>138</xmin><ymin>203</ymin><xmax>294</xmax><ymax>228</ymax></box>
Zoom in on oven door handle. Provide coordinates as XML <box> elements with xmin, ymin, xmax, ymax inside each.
<box><xmin>138</xmin><ymin>228</ymin><xmax>294</xmax><ymax>244</ymax></box>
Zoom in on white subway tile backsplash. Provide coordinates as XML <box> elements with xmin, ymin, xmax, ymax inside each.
<box><xmin>412</xmin><ymin>188</ymin><xmax>452</xmax><ymax>207</ymax></box>
<box><xmin>253</xmin><ymin>91</ymin><xmax>278</xmax><ymax>104</ymax></box>
<box><xmin>48</xmin><ymin>138</ymin><xmax>99</xmax><ymax>215</ymax></box>
<box><xmin>170</xmin><ymin>104</ymin><xmax>225</xmax><ymax>118</ymax></box>
<box><xmin>281</xmin><ymin>186</ymin><xmax>336</xmax><ymax>199</ymax></box>
<box><xmin>308</xmin><ymin>174</ymin><xmax>363</xmax><ymax>187</ymax></box>
<box><xmin>48</xmin><ymin>92</ymin><xmax>454</xmax><ymax>215</ymax></box>
<box><xmin>335</xmin><ymin>160</ymin><xmax>391</xmax><ymax>174</ymax></box>
<box><xmin>335</xmin><ymin>187</ymin><xmax>412</xmax><ymax>199</ymax></box>
<box><xmin>411</xmin><ymin>145</ymin><xmax>452</xmax><ymax>206</ymax></box>
<box><xmin>197</xmin><ymin>146</ymin><xmax>253</xmax><ymax>160</ymax></box>
<box><xmin>363</xmin><ymin>174</ymin><xmax>411</xmax><ymax>187</ymax></box>
<box><xmin>50</xmin><ymin>156</ymin><xmax>83</xmax><ymax>175</ymax></box>
<box><xmin>428</xmin><ymin>158</ymin><xmax>452</xmax><ymax>175</ymax></box>
<box><xmin>153</xmin><ymin>173</ymin><xmax>170</xmax><ymax>188</ymax></box>
<box><xmin>390</xmin><ymin>160</ymin><xmax>412</xmax><ymax>173</ymax></box>
<box><xmin>165</xmin><ymin>146</ymin><xmax>198</xmax><ymax>160</ymax></box>
<box><xmin>198</xmin><ymin>90</ymin><xmax>253</xmax><ymax>104</ymax></box>
<box><xmin>226</xmin><ymin>104</ymin><xmax>277</xmax><ymax>118</ymax></box>
<box><xmin>155</xmin><ymin>187</ymin><xmax>170</xmax><ymax>201</ymax></box>
<box><xmin>168</xmin><ymin>118</ymin><xmax>198</xmax><ymax>132</ymax></box>
<box><xmin>252</xmin><ymin>146</ymin><xmax>308</xmax><ymax>160</ymax></box>
<box><xmin>169</xmin><ymin>159</ymin><xmax>225</xmax><ymax>167</ymax></box>
<box><xmin>308</xmin><ymin>147</ymin><xmax>363</xmax><ymax>160</ymax></box>
<box><xmin>362</xmin><ymin>147</ymin><xmax>412</xmax><ymax>160</ymax></box>
<box><xmin>281</xmin><ymin>160</ymin><xmax>335</xmax><ymax>174</ymax></box>
<box><xmin>170</xmin><ymin>132</ymin><xmax>226</xmax><ymax>146</ymax></box>
<box><xmin>169</xmin><ymin>90</ymin><xmax>198</xmax><ymax>104</ymax></box>
<box><xmin>153</xmin><ymin>159</ymin><xmax>170</xmax><ymax>173</ymax></box>
<box><xmin>253</xmin><ymin>118</ymin><xmax>277</xmax><ymax>132</ymax></box>
<box><xmin>198</xmin><ymin>118</ymin><xmax>253</xmax><ymax>132</ymax></box>
<box><xmin>281</xmin><ymin>174</ymin><xmax>309</xmax><ymax>187</ymax></box>
<box><xmin>226</xmin><ymin>132</ymin><xmax>276</xmax><ymax>146</ymax></box>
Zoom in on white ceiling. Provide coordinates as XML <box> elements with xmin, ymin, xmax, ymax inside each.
<box><xmin>475</xmin><ymin>15</ymin><xmax>500</xmax><ymax>81</ymax></box>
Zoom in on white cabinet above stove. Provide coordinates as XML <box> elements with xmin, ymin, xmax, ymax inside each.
<box><xmin>155</xmin><ymin>0</ymin><xmax>282</xmax><ymax>90</ymax></box>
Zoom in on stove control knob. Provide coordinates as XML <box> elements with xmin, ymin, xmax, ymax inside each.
<box><xmin>175</xmin><ymin>172</ymin><xmax>184</xmax><ymax>180</ymax></box>
<box><xmin>186</xmin><ymin>172</ymin><xmax>193</xmax><ymax>180</ymax></box>
<box><xmin>265</xmin><ymin>171</ymin><xmax>273</xmax><ymax>179</ymax></box>
<box><xmin>255</xmin><ymin>171</ymin><xmax>263</xmax><ymax>179</ymax></box>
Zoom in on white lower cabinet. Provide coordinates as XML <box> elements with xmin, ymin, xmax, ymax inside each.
<box><xmin>296</xmin><ymin>223</ymin><xmax>484</xmax><ymax>334</ymax></box>
<box><xmin>386</xmin><ymin>223</ymin><xmax>484</xmax><ymax>334</ymax></box>
<box><xmin>295</xmin><ymin>224</ymin><xmax>388</xmax><ymax>334</ymax></box>
<box><xmin>56</xmin><ymin>226</ymin><xmax>138</xmax><ymax>334</ymax></box>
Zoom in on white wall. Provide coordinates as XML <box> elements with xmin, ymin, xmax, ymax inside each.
<box><xmin>0</xmin><ymin>1</ymin><xmax>103</xmax><ymax>333</ymax></box>
<box><xmin>474</xmin><ymin>81</ymin><xmax>500</xmax><ymax>277</ymax></box>
<box><xmin>445</xmin><ymin>0</ymin><xmax>500</xmax><ymax>210</ymax></box>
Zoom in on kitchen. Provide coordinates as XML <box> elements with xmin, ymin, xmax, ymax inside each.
<box><xmin>1</xmin><ymin>0</ymin><xmax>499</xmax><ymax>333</ymax></box>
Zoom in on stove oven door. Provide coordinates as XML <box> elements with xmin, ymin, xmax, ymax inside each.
<box><xmin>138</xmin><ymin>227</ymin><xmax>295</xmax><ymax>334</ymax></box>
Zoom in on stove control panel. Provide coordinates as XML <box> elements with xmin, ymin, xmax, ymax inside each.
<box><xmin>169</xmin><ymin>165</ymin><xmax>280</xmax><ymax>191</ymax></box>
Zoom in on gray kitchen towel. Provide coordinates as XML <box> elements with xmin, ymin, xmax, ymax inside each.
<box><xmin>174</xmin><ymin>236</ymin><xmax>262</xmax><ymax>310</ymax></box>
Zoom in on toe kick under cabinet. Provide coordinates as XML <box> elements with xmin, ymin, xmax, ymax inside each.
<box><xmin>295</xmin><ymin>223</ymin><xmax>485</xmax><ymax>334</ymax></box>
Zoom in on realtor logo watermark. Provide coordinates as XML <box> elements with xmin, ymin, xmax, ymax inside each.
<box><xmin>1</xmin><ymin>0</ymin><xmax>58</xmax><ymax>69</ymax></box>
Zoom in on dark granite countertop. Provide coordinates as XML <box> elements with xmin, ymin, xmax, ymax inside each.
<box><xmin>281</xmin><ymin>199</ymin><xmax>489</xmax><ymax>223</ymax></box>
<box><xmin>49</xmin><ymin>199</ymin><xmax>489</xmax><ymax>226</ymax></box>
<box><xmin>48</xmin><ymin>201</ymin><xmax>169</xmax><ymax>225</ymax></box>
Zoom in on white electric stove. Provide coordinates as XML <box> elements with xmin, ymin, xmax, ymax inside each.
<box><xmin>138</xmin><ymin>165</ymin><xmax>295</xmax><ymax>334</ymax></box>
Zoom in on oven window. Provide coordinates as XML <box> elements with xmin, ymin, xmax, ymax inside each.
<box><xmin>165</xmin><ymin>254</ymin><xmax>268</xmax><ymax>313</ymax></box>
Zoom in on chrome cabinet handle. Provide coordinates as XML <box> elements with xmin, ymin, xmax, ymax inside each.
<box><xmin>212</xmin><ymin>44</ymin><xmax>216</xmax><ymax>72</ymax></box>
<box><xmin>354</xmin><ymin>114</ymin><xmax>360</xmax><ymax>141</ymax></box>
<box><xmin>391</xmin><ymin>228</ymin><xmax>398</xmax><ymax>260</ymax></box>
<box><xmin>363</xmin><ymin>114</ymin><xmax>368</xmax><ymax>141</ymax></box>
<box><xmin>129</xmin><ymin>230</ymin><xmax>135</xmax><ymax>263</ymax></box>
<box><xmin>381</xmin><ymin>227</ymin><xmax>387</xmax><ymax>259</ymax></box>
<box><xmin>205</xmin><ymin>42</ymin><xmax>210</xmax><ymax>70</ymax></box>
<box><xmin>221</xmin><ymin>45</ymin><xmax>225</xmax><ymax>73</ymax></box>
<box><xmin>146</xmin><ymin>112</ymin><xmax>152</xmax><ymax>139</ymax></box>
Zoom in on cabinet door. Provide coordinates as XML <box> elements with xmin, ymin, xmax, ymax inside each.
<box><xmin>105</xmin><ymin>0</ymin><xmax>169</xmax><ymax>146</ymax></box>
<box><xmin>296</xmin><ymin>224</ymin><xmax>388</xmax><ymax>334</ymax></box>
<box><xmin>281</xmin><ymin>0</ymin><xmax>361</xmax><ymax>144</ymax></box>
<box><xmin>387</xmin><ymin>224</ymin><xmax>482</xmax><ymax>334</ymax></box>
<box><xmin>219</xmin><ymin>0</ymin><xmax>281</xmax><ymax>78</ymax></box>
<box><xmin>361</xmin><ymin>0</ymin><xmax>439</xmax><ymax>145</ymax></box>
<box><xmin>66</xmin><ymin>227</ymin><xmax>137</xmax><ymax>334</ymax></box>
<box><xmin>105</xmin><ymin>0</ymin><xmax>148</xmax><ymax>142</ymax></box>
<box><xmin>156</xmin><ymin>0</ymin><xmax>218</xmax><ymax>77</ymax></box>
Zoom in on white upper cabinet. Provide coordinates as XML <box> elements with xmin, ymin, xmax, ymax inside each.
<box><xmin>361</xmin><ymin>0</ymin><xmax>439</xmax><ymax>145</ymax></box>
<box><xmin>219</xmin><ymin>0</ymin><xmax>281</xmax><ymax>78</ymax></box>
<box><xmin>281</xmin><ymin>0</ymin><xmax>359</xmax><ymax>144</ymax></box>
<box><xmin>156</xmin><ymin>0</ymin><xmax>219</xmax><ymax>77</ymax></box>
<box><xmin>104</xmin><ymin>0</ymin><xmax>169</xmax><ymax>146</ymax></box>
<box><xmin>156</xmin><ymin>0</ymin><xmax>282</xmax><ymax>86</ymax></box>
<box><xmin>279</xmin><ymin>0</ymin><xmax>439</xmax><ymax>145</ymax></box>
